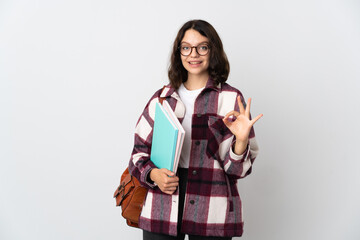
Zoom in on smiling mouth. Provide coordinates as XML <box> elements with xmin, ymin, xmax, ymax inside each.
<box><xmin>189</xmin><ymin>61</ymin><xmax>202</xmax><ymax>65</ymax></box>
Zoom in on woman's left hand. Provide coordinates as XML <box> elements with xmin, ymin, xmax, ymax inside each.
<box><xmin>223</xmin><ymin>96</ymin><xmax>263</xmax><ymax>153</ymax></box>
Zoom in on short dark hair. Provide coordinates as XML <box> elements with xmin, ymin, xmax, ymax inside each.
<box><xmin>168</xmin><ymin>19</ymin><xmax>230</xmax><ymax>89</ymax></box>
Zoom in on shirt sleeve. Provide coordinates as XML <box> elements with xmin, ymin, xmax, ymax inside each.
<box><xmin>127</xmin><ymin>89</ymin><xmax>163</xmax><ymax>189</ymax></box>
<box><xmin>221</xmin><ymin>92</ymin><xmax>260</xmax><ymax>179</ymax></box>
<box><xmin>223</xmin><ymin>137</ymin><xmax>259</xmax><ymax>179</ymax></box>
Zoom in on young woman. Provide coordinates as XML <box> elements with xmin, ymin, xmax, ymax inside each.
<box><xmin>128</xmin><ymin>20</ymin><xmax>262</xmax><ymax>240</ymax></box>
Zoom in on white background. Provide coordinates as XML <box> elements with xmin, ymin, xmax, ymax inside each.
<box><xmin>1</xmin><ymin>0</ymin><xmax>359</xmax><ymax>239</ymax></box>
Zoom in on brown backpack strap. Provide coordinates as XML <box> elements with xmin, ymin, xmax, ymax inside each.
<box><xmin>159</xmin><ymin>85</ymin><xmax>167</xmax><ymax>104</ymax></box>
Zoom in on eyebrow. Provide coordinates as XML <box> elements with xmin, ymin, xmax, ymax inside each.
<box><xmin>180</xmin><ymin>41</ymin><xmax>209</xmax><ymax>45</ymax></box>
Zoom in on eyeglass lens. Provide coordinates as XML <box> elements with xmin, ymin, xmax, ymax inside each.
<box><xmin>180</xmin><ymin>44</ymin><xmax>209</xmax><ymax>56</ymax></box>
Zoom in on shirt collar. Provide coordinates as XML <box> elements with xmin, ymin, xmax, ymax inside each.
<box><xmin>160</xmin><ymin>78</ymin><xmax>221</xmax><ymax>98</ymax></box>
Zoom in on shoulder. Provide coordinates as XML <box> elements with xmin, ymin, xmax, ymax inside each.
<box><xmin>147</xmin><ymin>83</ymin><xmax>176</xmax><ymax>101</ymax></box>
<box><xmin>218</xmin><ymin>82</ymin><xmax>246</xmax><ymax>104</ymax></box>
<box><xmin>221</xmin><ymin>82</ymin><xmax>244</xmax><ymax>97</ymax></box>
<box><xmin>144</xmin><ymin>85</ymin><xmax>170</xmax><ymax>106</ymax></box>
<box><xmin>139</xmin><ymin>85</ymin><xmax>171</xmax><ymax>122</ymax></box>
<box><xmin>149</xmin><ymin>87</ymin><xmax>165</xmax><ymax>101</ymax></box>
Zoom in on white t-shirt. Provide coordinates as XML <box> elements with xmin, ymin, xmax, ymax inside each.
<box><xmin>177</xmin><ymin>83</ymin><xmax>205</xmax><ymax>168</ymax></box>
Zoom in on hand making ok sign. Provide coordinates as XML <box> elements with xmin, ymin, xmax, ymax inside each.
<box><xmin>223</xmin><ymin>96</ymin><xmax>263</xmax><ymax>154</ymax></box>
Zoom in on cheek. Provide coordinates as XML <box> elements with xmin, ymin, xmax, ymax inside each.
<box><xmin>204</xmin><ymin>58</ymin><xmax>210</xmax><ymax>68</ymax></box>
<box><xmin>180</xmin><ymin>56</ymin><xmax>187</xmax><ymax>67</ymax></box>
<box><xmin>181</xmin><ymin>57</ymin><xmax>191</xmax><ymax>70</ymax></box>
<box><xmin>204</xmin><ymin>55</ymin><xmax>210</xmax><ymax>64</ymax></box>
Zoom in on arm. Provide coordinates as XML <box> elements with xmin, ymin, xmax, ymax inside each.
<box><xmin>128</xmin><ymin>90</ymin><xmax>161</xmax><ymax>189</ymax></box>
<box><xmin>222</xmin><ymin>94</ymin><xmax>262</xmax><ymax>179</ymax></box>
<box><xmin>128</xmin><ymin>90</ymin><xmax>179</xmax><ymax>193</ymax></box>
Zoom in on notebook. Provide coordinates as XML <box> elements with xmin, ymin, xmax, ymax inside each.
<box><xmin>150</xmin><ymin>102</ymin><xmax>178</xmax><ymax>171</ymax></box>
<box><xmin>162</xmin><ymin>101</ymin><xmax>185</xmax><ymax>173</ymax></box>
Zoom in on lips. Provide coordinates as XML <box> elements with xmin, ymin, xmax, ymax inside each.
<box><xmin>188</xmin><ymin>61</ymin><xmax>203</xmax><ymax>68</ymax></box>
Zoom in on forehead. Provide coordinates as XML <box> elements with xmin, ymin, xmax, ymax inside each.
<box><xmin>181</xmin><ymin>29</ymin><xmax>209</xmax><ymax>45</ymax></box>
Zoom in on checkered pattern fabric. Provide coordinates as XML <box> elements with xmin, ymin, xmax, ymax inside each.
<box><xmin>128</xmin><ymin>79</ymin><xmax>259</xmax><ymax>237</ymax></box>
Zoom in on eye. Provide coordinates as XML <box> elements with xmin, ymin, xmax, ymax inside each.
<box><xmin>199</xmin><ymin>45</ymin><xmax>209</xmax><ymax>50</ymax></box>
<box><xmin>181</xmin><ymin>46</ymin><xmax>190</xmax><ymax>50</ymax></box>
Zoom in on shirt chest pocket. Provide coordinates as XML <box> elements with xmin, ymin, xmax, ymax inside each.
<box><xmin>206</xmin><ymin>115</ymin><xmax>234</xmax><ymax>164</ymax></box>
<box><xmin>191</xmin><ymin>114</ymin><xmax>232</xmax><ymax>141</ymax></box>
<box><xmin>207</xmin><ymin>115</ymin><xmax>232</xmax><ymax>142</ymax></box>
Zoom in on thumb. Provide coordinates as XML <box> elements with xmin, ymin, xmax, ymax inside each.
<box><xmin>161</xmin><ymin>168</ymin><xmax>175</xmax><ymax>176</ymax></box>
<box><xmin>222</xmin><ymin>117</ymin><xmax>230</xmax><ymax>126</ymax></box>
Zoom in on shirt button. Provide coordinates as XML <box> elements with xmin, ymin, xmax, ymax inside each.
<box><xmin>195</xmin><ymin>141</ymin><xmax>200</xmax><ymax>145</ymax></box>
<box><xmin>197</xmin><ymin>113</ymin><xmax>202</xmax><ymax>117</ymax></box>
<box><xmin>192</xmin><ymin>170</ymin><xmax>197</xmax><ymax>175</ymax></box>
<box><xmin>190</xmin><ymin>200</ymin><xmax>195</xmax><ymax>204</ymax></box>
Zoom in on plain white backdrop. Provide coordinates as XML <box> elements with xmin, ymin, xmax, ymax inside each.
<box><xmin>1</xmin><ymin>0</ymin><xmax>359</xmax><ymax>239</ymax></box>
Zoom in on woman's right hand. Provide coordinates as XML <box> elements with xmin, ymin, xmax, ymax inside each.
<box><xmin>149</xmin><ymin>168</ymin><xmax>179</xmax><ymax>195</ymax></box>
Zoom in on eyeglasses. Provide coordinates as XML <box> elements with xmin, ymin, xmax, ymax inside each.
<box><xmin>178</xmin><ymin>43</ymin><xmax>210</xmax><ymax>56</ymax></box>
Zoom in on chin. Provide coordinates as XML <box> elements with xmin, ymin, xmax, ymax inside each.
<box><xmin>185</xmin><ymin>67</ymin><xmax>205</xmax><ymax>74</ymax></box>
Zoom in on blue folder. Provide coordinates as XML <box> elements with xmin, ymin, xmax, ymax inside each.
<box><xmin>150</xmin><ymin>102</ymin><xmax>178</xmax><ymax>171</ymax></box>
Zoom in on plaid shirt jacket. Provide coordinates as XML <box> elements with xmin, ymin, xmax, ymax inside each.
<box><xmin>128</xmin><ymin>79</ymin><xmax>259</xmax><ymax>237</ymax></box>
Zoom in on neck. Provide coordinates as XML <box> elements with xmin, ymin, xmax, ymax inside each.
<box><xmin>184</xmin><ymin>72</ymin><xmax>209</xmax><ymax>90</ymax></box>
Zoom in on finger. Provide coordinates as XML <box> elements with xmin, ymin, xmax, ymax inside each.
<box><xmin>237</xmin><ymin>96</ymin><xmax>245</xmax><ymax>114</ymax></box>
<box><xmin>164</xmin><ymin>186</ymin><xmax>177</xmax><ymax>190</ymax></box>
<box><xmin>250</xmin><ymin>114</ymin><xmax>263</xmax><ymax>125</ymax></box>
<box><xmin>165</xmin><ymin>182</ymin><xmax>179</xmax><ymax>188</ymax></box>
<box><xmin>164</xmin><ymin>190</ymin><xmax>176</xmax><ymax>195</ymax></box>
<box><xmin>162</xmin><ymin>173</ymin><xmax>179</xmax><ymax>183</ymax></box>
<box><xmin>162</xmin><ymin>190</ymin><xmax>172</xmax><ymax>195</ymax></box>
<box><xmin>223</xmin><ymin>112</ymin><xmax>238</xmax><ymax>127</ymax></box>
<box><xmin>164</xmin><ymin>186</ymin><xmax>177</xmax><ymax>191</ymax></box>
<box><xmin>165</xmin><ymin>177</ymin><xmax>179</xmax><ymax>184</ymax></box>
<box><xmin>222</xmin><ymin>118</ymin><xmax>231</xmax><ymax>128</ymax></box>
<box><xmin>170</xmin><ymin>176</ymin><xmax>179</xmax><ymax>182</ymax></box>
<box><xmin>162</xmin><ymin>187</ymin><xmax>177</xmax><ymax>194</ymax></box>
<box><xmin>245</xmin><ymin>98</ymin><xmax>251</xmax><ymax>119</ymax></box>
<box><xmin>224</xmin><ymin>110</ymin><xmax>240</xmax><ymax>120</ymax></box>
<box><xmin>161</xmin><ymin>168</ymin><xmax>175</xmax><ymax>177</ymax></box>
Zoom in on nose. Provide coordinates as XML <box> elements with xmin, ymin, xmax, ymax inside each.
<box><xmin>190</xmin><ymin>46</ymin><xmax>199</xmax><ymax>57</ymax></box>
